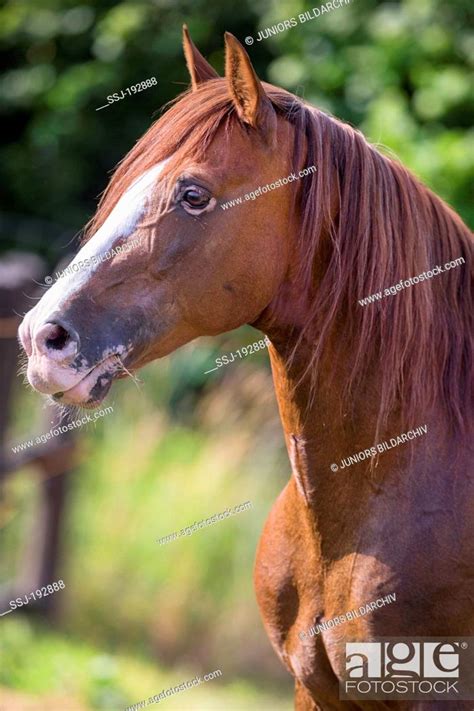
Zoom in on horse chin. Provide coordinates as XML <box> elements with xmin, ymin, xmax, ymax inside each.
<box><xmin>54</xmin><ymin>355</ymin><xmax>120</xmax><ymax>409</ymax></box>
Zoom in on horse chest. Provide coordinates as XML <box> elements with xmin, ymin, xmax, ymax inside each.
<box><xmin>254</xmin><ymin>480</ymin><xmax>326</xmax><ymax>668</ymax></box>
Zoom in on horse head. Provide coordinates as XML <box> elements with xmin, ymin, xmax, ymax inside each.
<box><xmin>19</xmin><ymin>30</ymin><xmax>310</xmax><ymax>408</ymax></box>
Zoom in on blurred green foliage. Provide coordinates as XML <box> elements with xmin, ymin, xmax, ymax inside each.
<box><xmin>0</xmin><ymin>616</ymin><xmax>292</xmax><ymax>709</ymax></box>
<box><xmin>2</xmin><ymin>332</ymin><xmax>291</xmax><ymax>708</ymax></box>
<box><xmin>1</xmin><ymin>1</ymin><xmax>473</xmax><ymax>707</ymax></box>
<box><xmin>0</xmin><ymin>0</ymin><xmax>472</xmax><ymax>262</ymax></box>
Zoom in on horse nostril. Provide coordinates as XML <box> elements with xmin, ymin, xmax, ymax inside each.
<box><xmin>45</xmin><ymin>324</ymin><xmax>70</xmax><ymax>351</ymax></box>
<box><xmin>34</xmin><ymin>321</ymin><xmax>80</xmax><ymax>362</ymax></box>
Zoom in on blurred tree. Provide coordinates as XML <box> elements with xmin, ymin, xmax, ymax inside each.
<box><xmin>0</xmin><ymin>0</ymin><xmax>472</xmax><ymax>265</ymax></box>
<box><xmin>262</xmin><ymin>0</ymin><xmax>474</xmax><ymax>223</ymax></box>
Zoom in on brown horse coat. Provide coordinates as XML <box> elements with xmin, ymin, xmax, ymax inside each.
<box><xmin>19</xmin><ymin>29</ymin><xmax>473</xmax><ymax>710</ymax></box>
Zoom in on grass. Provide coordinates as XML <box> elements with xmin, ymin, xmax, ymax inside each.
<box><xmin>0</xmin><ymin>616</ymin><xmax>293</xmax><ymax>710</ymax></box>
<box><xmin>2</xmin><ymin>328</ymin><xmax>293</xmax><ymax>708</ymax></box>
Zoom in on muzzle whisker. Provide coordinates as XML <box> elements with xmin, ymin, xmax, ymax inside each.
<box><xmin>114</xmin><ymin>355</ymin><xmax>142</xmax><ymax>391</ymax></box>
<box><xmin>23</xmin><ymin>291</ymin><xmax>48</xmax><ymax>300</ymax></box>
<box><xmin>29</xmin><ymin>279</ymin><xmax>49</xmax><ymax>290</ymax></box>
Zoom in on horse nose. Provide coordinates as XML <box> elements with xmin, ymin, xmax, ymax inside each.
<box><xmin>33</xmin><ymin>321</ymin><xmax>80</xmax><ymax>364</ymax></box>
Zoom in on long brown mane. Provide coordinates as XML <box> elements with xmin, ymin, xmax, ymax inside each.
<box><xmin>87</xmin><ymin>79</ymin><xmax>473</xmax><ymax>438</ymax></box>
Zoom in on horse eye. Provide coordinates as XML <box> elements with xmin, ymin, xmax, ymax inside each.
<box><xmin>182</xmin><ymin>187</ymin><xmax>210</xmax><ymax>210</ymax></box>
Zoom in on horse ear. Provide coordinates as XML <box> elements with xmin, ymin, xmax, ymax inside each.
<box><xmin>224</xmin><ymin>31</ymin><xmax>276</xmax><ymax>139</ymax></box>
<box><xmin>182</xmin><ymin>25</ymin><xmax>219</xmax><ymax>91</ymax></box>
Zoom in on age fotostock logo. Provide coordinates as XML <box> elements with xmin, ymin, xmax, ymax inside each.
<box><xmin>341</xmin><ymin>639</ymin><xmax>474</xmax><ymax>700</ymax></box>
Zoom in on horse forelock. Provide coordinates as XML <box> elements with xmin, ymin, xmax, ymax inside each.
<box><xmin>85</xmin><ymin>79</ymin><xmax>473</xmax><ymax>437</ymax></box>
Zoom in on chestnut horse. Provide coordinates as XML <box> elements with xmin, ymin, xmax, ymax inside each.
<box><xmin>19</xmin><ymin>28</ymin><xmax>473</xmax><ymax>710</ymax></box>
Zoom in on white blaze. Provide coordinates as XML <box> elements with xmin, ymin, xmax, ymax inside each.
<box><xmin>32</xmin><ymin>160</ymin><xmax>168</xmax><ymax>324</ymax></box>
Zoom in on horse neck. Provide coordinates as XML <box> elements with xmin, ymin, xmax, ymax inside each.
<box><xmin>267</xmin><ymin>333</ymin><xmax>379</xmax><ymax>489</ymax></box>
<box><xmin>265</xmin><ymin>323</ymin><xmax>438</xmax><ymax>511</ymax></box>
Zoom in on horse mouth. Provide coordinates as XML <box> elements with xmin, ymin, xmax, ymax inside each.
<box><xmin>53</xmin><ymin>354</ymin><xmax>124</xmax><ymax>408</ymax></box>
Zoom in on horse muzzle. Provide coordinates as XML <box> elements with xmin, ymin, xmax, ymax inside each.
<box><xmin>19</xmin><ymin>313</ymin><xmax>124</xmax><ymax>408</ymax></box>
